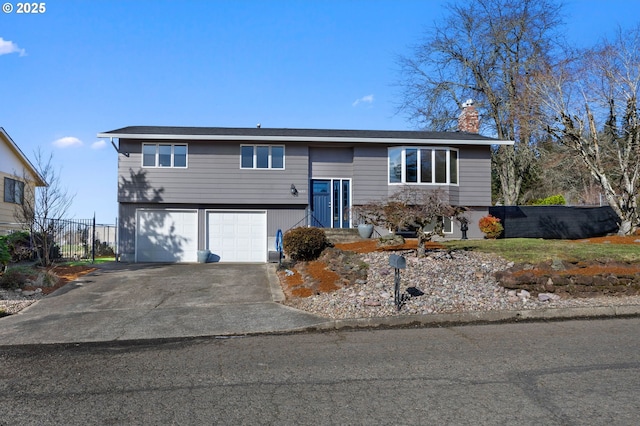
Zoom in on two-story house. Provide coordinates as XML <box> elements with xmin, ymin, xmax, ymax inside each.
<box><xmin>100</xmin><ymin>110</ymin><xmax>512</xmax><ymax>263</ymax></box>
<box><xmin>1</xmin><ymin>127</ymin><xmax>46</xmax><ymax>235</ymax></box>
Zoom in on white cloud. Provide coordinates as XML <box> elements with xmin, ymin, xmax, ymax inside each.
<box><xmin>91</xmin><ymin>140</ymin><xmax>106</xmax><ymax>150</ymax></box>
<box><xmin>0</xmin><ymin>37</ymin><xmax>26</xmax><ymax>56</ymax></box>
<box><xmin>352</xmin><ymin>94</ymin><xmax>374</xmax><ymax>107</ymax></box>
<box><xmin>53</xmin><ymin>136</ymin><xmax>83</xmax><ymax>148</ymax></box>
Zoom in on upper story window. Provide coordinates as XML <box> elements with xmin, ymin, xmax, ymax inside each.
<box><xmin>388</xmin><ymin>147</ymin><xmax>458</xmax><ymax>185</ymax></box>
<box><xmin>4</xmin><ymin>177</ymin><xmax>24</xmax><ymax>205</ymax></box>
<box><xmin>142</xmin><ymin>144</ymin><xmax>187</xmax><ymax>168</ymax></box>
<box><xmin>241</xmin><ymin>145</ymin><xmax>285</xmax><ymax>169</ymax></box>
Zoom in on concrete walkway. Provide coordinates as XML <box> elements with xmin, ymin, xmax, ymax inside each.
<box><xmin>1</xmin><ymin>262</ymin><xmax>639</xmax><ymax>346</ymax></box>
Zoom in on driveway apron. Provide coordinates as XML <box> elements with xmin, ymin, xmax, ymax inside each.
<box><xmin>0</xmin><ymin>263</ymin><xmax>326</xmax><ymax>345</ymax></box>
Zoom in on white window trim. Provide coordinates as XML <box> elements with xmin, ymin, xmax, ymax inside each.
<box><xmin>142</xmin><ymin>143</ymin><xmax>188</xmax><ymax>168</ymax></box>
<box><xmin>240</xmin><ymin>144</ymin><xmax>285</xmax><ymax>170</ymax></box>
<box><xmin>388</xmin><ymin>146</ymin><xmax>459</xmax><ymax>186</ymax></box>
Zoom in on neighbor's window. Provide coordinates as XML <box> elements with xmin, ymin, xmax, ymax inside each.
<box><xmin>4</xmin><ymin>177</ymin><xmax>24</xmax><ymax>204</ymax></box>
<box><xmin>142</xmin><ymin>144</ymin><xmax>188</xmax><ymax>168</ymax></box>
<box><xmin>388</xmin><ymin>147</ymin><xmax>458</xmax><ymax>185</ymax></box>
<box><xmin>241</xmin><ymin>145</ymin><xmax>285</xmax><ymax>169</ymax></box>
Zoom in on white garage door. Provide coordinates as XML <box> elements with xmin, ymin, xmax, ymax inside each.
<box><xmin>207</xmin><ymin>211</ymin><xmax>267</xmax><ymax>262</ymax></box>
<box><xmin>136</xmin><ymin>209</ymin><xmax>198</xmax><ymax>262</ymax></box>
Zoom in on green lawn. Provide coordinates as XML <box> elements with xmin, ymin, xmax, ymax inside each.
<box><xmin>60</xmin><ymin>257</ymin><xmax>116</xmax><ymax>267</ymax></box>
<box><xmin>442</xmin><ymin>238</ymin><xmax>640</xmax><ymax>264</ymax></box>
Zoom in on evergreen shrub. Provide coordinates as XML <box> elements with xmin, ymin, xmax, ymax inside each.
<box><xmin>283</xmin><ymin>227</ymin><xmax>329</xmax><ymax>261</ymax></box>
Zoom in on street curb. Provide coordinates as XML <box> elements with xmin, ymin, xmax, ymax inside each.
<box><xmin>299</xmin><ymin>304</ymin><xmax>640</xmax><ymax>332</ymax></box>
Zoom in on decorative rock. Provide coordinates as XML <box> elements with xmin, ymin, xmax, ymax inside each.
<box><xmin>538</xmin><ymin>293</ymin><xmax>561</xmax><ymax>302</ymax></box>
<box><xmin>517</xmin><ymin>289</ymin><xmax>530</xmax><ymax>299</ymax></box>
<box><xmin>21</xmin><ymin>290</ymin><xmax>36</xmax><ymax>296</ymax></box>
<box><xmin>551</xmin><ymin>258</ymin><xmax>566</xmax><ymax>271</ymax></box>
<box><xmin>281</xmin><ymin>249</ymin><xmax>640</xmax><ymax>320</ymax></box>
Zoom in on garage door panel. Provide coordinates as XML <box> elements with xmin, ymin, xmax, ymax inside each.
<box><xmin>207</xmin><ymin>211</ymin><xmax>267</xmax><ymax>263</ymax></box>
<box><xmin>137</xmin><ymin>210</ymin><xmax>198</xmax><ymax>263</ymax></box>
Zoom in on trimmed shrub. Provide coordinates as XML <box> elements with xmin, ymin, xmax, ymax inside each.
<box><xmin>479</xmin><ymin>215</ymin><xmax>504</xmax><ymax>239</ymax></box>
<box><xmin>4</xmin><ymin>231</ymin><xmax>33</xmax><ymax>262</ymax></box>
<box><xmin>283</xmin><ymin>227</ymin><xmax>329</xmax><ymax>261</ymax></box>
<box><xmin>532</xmin><ymin>194</ymin><xmax>566</xmax><ymax>205</ymax></box>
<box><xmin>0</xmin><ymin>237</ymin><xmax>10</xmax><ymax>270</ymax></box>
<box><xmin>0</xmin><ymin>268</ymin><xmax>27</xmax><ymax>289</ymax></box>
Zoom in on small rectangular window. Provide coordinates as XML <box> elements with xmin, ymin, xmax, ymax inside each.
<box><xmin>406</xmin><ymin>149</ymin><xmax>418</xmax><ymax>183</ymax></box>
<box><xmin>271</xmin><ymin>146</ymin><xmax>284</xmax><ymax>169</ymax></box>
<box><xmin>389</xmin><ymin>148</ymin><xmax>402</xmax><ymax>183</ymax></box>
<box><xmin>142</xmin><ymin>144</ymin><xmax>156</xmax><ymax>167</ymax></box>
<box><xmin>450</xmin><ymin>150</ymin><xmax>458</xmax><ymax>184</ymax></box>
<box><xmin>174</xmin><ymin>145</ymin><xmax>187</xmax><ymax>167</ymax></box>
<box><xmin>420</xmin><ymin>149</ymin><xmax>432</xmax><ymax>183</ymax></box>
<box><xmin>3</xmin><ymin>177</ymin><xmax>24</xmax><ymax>204</ymax></box>
<box><xmin>158</xmin><ymin>145</ymin><xmax>172</xmax><ymax>167</ymax></box>
<box><xmin>256</xmin><ymin>146</ymin><xmax>269</xmax><ymax>168</ymax></box>
<box><xmin>435</xmin><ymin>150</ymin><xmax>447</xmax><ymax>183</ymax></box>
<box><xmin>241</xmin><ymin>146</ymin><xmax>254</xmax><ymax>168</ymax></box>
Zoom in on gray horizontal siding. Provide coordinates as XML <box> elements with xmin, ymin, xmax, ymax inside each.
<box><xmin>118</xmin><ymin>139</ymin><xmax>309</xmax><ymax>205</ymax></box>
<box><xmin>352</xmin><ymin>146</ymin><xmax>388</xmax><ymax>204</ymax></box>
<box><xmin>309</xmin><ymin>147</ymin><xmax>353</xmax><ymax>178</ymax></box>
<box><xmin>457</xmin><ymin>146</ymin><xmax>492</xmax><ymax>206</ymax></box>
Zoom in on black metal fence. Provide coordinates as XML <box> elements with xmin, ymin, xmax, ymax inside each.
<box><xmin>0</xmin><ymin>217</ymin><xmax>117</xmax><ymax>262</ymax></box>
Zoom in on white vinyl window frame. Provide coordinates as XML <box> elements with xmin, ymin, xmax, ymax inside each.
<box><xmin>388</xmin><ymin>147</ymin><xmax>459</xmax><ymax>185</ymax></box>
<box><xmin>240</xmin><ymin>144</ymin><xmax>285</xmax><ymax>170</ymax></box>
<box><xmin>142</xmin><ymin>143</ymin><xmax>188</xmax><ymax>168</ymax></box>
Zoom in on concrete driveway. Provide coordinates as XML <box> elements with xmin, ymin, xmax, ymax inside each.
<box><xmin>0</xmin><ymin>263</ymin><xmax>327</xmax><ymax>345</ymax></box>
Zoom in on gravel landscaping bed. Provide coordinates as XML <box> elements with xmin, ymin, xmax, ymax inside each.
<box><xmin>283</xmin><ymin>249</ymin><xmax>640</xmax><ymax>319</ymax></box>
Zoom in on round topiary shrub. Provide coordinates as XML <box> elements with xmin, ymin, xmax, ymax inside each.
<box><xmin>283</xmin><ymin>227</ymin><xmax>329</xmax><ymax>261</ymax></box>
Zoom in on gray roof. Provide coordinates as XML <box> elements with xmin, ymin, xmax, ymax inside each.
<box><xmin>97</xmin><ymin>125</ymin><xmax>512</xmax><ymax>145</ymax></box>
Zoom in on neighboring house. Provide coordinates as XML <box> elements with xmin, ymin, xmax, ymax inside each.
<box><xmin>99</xmin><ymin>106</ymin><xmax>512</xmax><ymax>263</ymax></box>
<box><xmin>0</xmin><ymin>127</ymin><xmax>46</xmax><ymax>235</ymax></box>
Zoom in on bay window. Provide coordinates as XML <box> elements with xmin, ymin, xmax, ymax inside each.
<box><xmin>388</xmin><ymin>147</ymin><xmax>458</xmax><ymax>185</ymax></box>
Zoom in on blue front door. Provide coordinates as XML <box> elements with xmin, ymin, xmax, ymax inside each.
<box><xmin>310</xmin><ymin>179</ymin><xmax>351</xmax><ymax>228</ymax></box>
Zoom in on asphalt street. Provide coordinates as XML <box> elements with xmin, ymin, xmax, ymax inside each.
<box><xmin>1</xmin><ymin>317</ymin><xmax>639</xmax><ymax>425</ymax></box>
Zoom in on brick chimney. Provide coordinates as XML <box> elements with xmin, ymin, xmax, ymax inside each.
<box><xmin>458</xmin><ymin>99</ymin><xmax>479</xmax><ymax>133</ymax></box>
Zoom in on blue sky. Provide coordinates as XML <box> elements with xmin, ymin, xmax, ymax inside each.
<box><xmin>1</xmin><ymin>0</ymin><xmax>638</xmax><ymax>223</ymax></box>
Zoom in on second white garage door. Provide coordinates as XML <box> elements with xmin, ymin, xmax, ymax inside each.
<box><xmin>207</xmin><ymin>211</ymin><xmax>267</xmax><ymax>262</ymax></box>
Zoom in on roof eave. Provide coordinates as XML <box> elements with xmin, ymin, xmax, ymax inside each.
<box><xmin>0</xmin><ymin>128</ymin><xmax>47</xmax><ymax>186</ymax></box>
<box><xmin>97</xmin><ymin>132</ymin><xmax>514</xmax><ymax>146</ymax></box>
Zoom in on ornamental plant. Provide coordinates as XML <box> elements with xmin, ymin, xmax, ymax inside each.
<box><xmin>283</xmin><ymin>227</ymin><xmax>329</xmax><ymax>261</ymax></box>
<box><xmin>478</xmin><ymin>215</ymin><xmax>503</xmax><ymax>239</ymax></box>
<box><xmin>0</xmin><ymin>237</ymin><xmax>10</xmax><ymax>272</ymax></box>
<box><xmin>531</xmin><ymin>194</ymin><xmax>566</xmax><ymax>205</ymax></box>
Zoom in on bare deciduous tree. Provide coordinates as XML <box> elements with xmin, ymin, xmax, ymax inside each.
<box><xmin>398</xmin><ymin>0</ymin><xmax>563</xmax><ymax>204</ymax></box>
<box><xmin>533</xmin><ymin>27</ymin><xmax>640</xmax><ymax>235</ymax></box>
<box><xmin>15</xmin><ymin>149</ymin><xmax>74</xmax><ymax>266</ymax></box>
